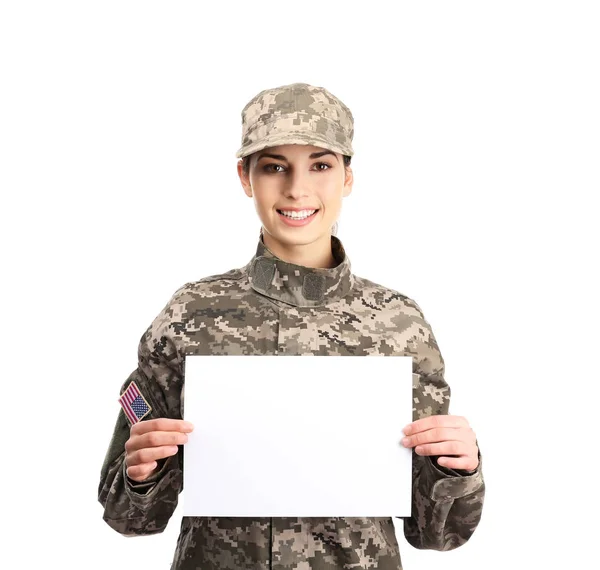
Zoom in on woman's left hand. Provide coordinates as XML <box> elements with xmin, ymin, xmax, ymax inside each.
<box><xmin>401</xmin><ymin>415</ymin><xmax>479</xmax><ymax>471</ymax></box>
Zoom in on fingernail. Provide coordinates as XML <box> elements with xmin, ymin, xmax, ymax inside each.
<box><xmin>401</xmin><ymin>437</ymin><xmax>410</xmax><ymax>446</ymax></box>
<box><xmin>402</xmin><ymin>425</ymin><xmax>412</xmax><ymax>435</ymax></box>
<box><xmin>183</xmin><ymin>422</ymin><xmax>194</xmax><ymax>430</ymax></box>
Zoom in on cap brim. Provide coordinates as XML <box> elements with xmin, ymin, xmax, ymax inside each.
<box><xmin>235</xmin><ymin>130</ymin><xmax>353</xmax><ymax>159</ymax></box>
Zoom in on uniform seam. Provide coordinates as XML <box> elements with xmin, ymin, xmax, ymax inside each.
<box><xmin>195</xmin><ymin>275</ymin><xmax>245</xmax><ymax>285</ymax></box>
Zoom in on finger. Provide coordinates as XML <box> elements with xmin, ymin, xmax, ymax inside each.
<box><xmin>126</xmin><ymin>430</ymin><xmax>189</xmax><ymax>452</ymax></box>
<box><xmin>127</xmin><ymin>445</ymin><xmax>179</xmax><ymax>467</ymax></box>
<box><xmin>403</xmin><ymin>414</ymin><xmax>468</xmax><ymax>436</ymax></box>
<box><xmin>435</xmin><ymin>455</ymin><xmax>480</xmax><ymax>471</ymax></box>
<box><xmin>131</xmin><ymin>418</ymin><xmax>194</xmax><ymax>436</ymax></box>
<box><xmin>414</xmin><ymin>441</ymin><xmax>471</xmax><ymax>457</ymax></box>
<box><xmin>126</xmin><ymin>461</ymin><xmax>158</xmax><ymax>482</ymax></box>
<box><xmin>403</xmin><ymin>426</ymin><xmax>465</xmax><ymax>447</ymax></box>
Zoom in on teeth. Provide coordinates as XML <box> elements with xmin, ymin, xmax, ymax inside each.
<box><xmin>279</xmin><ymin>209</ymin><xmax>317</xmax><ymax>219</ymax></box>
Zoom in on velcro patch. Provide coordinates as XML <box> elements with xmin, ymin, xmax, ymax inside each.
<box><xmin>118</xmin><ymin>380</ymin><xmax>152</xmax><ymax>426</ymax></box>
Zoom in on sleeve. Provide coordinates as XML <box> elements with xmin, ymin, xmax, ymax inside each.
<box><xmin>396</xmin><ymin>298</ymin><xmax>485</xmax><ymax>551</ymax></box>
<box><xmin>97</xmin><ymin>287</ymin><xmax>188</xmax><ymax>537</ymax></box>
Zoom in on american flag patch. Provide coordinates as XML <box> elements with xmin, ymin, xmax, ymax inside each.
<box><xmin>118</xmin><ymin>381</ymin><xmax>152</xmax><ymax>426</ymax></box>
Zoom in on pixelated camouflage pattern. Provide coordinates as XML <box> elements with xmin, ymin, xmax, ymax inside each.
<box><xmin>98</xmin><ymin>231</ymin><xmax>485</xmax><ymax>569</ymax></box>
<box><xmin>235</xmin><ymin>82</ymin><xmax>354</xmax><ymax>159</ymax></box>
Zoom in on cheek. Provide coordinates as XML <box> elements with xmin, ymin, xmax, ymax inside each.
<box><xmin>251</xmin><ymin>187</ymin><xmax>276</xmax><ymax>211</ymax></box>
<box><xmin>320</xmin><ymin>187</ymin><xmax>344</xmax><ymax>212</ymax></box>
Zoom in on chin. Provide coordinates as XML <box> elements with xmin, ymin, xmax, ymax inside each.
<box><xmin>282</xmin><ymin>229</ymin><xmax>330</xmax><ymax>247</ymax></box>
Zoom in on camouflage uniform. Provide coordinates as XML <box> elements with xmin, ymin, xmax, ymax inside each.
<box><xmin>98</xmin><ymin>230</ymin><xmax>485</xmax><ymax>569</ymax></box>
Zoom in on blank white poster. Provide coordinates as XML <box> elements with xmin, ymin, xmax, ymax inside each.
<box><xmin>182</xmin><ymin>354</ymin><xmax>413</xmax><ymax>517</ymax></box>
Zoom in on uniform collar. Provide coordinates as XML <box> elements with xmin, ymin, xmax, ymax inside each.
<box><xmin>246</xmin><ymin>230</ymin><xmax>354</xmax><ymax>307</ymax></box>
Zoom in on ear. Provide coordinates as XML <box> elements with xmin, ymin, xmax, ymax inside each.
<box><xmin>343</xmin><ymin>165</ymin><xmax>353</xmax><ymax>198</ymax></box>
<box><xmin>237</xmin><ymin>160</ymin><xmax>253</xmax><ymax>198</ymax></box>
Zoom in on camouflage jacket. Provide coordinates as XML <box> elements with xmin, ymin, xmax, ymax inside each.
<box><xmin>98</xmin><ymin>232</ymin><xmax>485</xmax><ymax>569</ymax></box>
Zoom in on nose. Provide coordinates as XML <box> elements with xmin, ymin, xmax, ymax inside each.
<box><xmin>283</xmin><ymin>168</ymin><xmax>311</xmax><ymax>200</ymax></box>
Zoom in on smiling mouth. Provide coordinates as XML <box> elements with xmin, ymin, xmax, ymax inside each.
<box><xmin>276</xmin><ymin>209</ymin><xmax>320</xmax><ymax>218</ymax></box>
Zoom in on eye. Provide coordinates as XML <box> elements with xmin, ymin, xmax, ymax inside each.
<box><xmin>314</xmin><ymin>162</ymin><xmax>332</xmax><ymax>171</ymax></box>
<box><xmin>263</xmin><ymin>163</ymin><xmax>285</xmax><ymax>173</ymax></box>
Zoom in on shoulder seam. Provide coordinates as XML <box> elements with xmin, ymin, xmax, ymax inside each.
<box><xmin>188</xmin><ymin>267</ymin><xmax>247</xmax><ymax>286</ymax></box>
<box><xmin>353</xmin><ymin>275</ymin><xmax>413</xmax><ymax>302</ymax></box>
<box><xmin>196</xmin><ymin>273</ymin><xmax>245</xmax><ymax>284</ymax></box>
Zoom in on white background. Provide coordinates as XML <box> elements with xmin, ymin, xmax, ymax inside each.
<box><xmin>1</xmin><ymin>1</ymin><xmax>598</xmax><ymax>569</ymax></box>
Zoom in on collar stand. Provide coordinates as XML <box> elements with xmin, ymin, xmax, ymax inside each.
<box><xmin>246</xmin><ymin>231</ymin><xmax>354</xmax><ymax>307</ymax></box>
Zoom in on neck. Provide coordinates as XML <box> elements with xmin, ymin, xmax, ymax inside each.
<box><xmin>261</xmin><ymin>230</ymin><xmax>337</xmax><ymax>268</ymax></box>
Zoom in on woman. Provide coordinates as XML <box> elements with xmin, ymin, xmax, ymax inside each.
<box><xmin>98</xmin><ymin>82</ymin><xmax>485</xmax><ymax>570</ymax></box>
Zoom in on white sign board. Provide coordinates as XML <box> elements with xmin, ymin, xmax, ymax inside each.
<box><xmin>182</xmin><ymin>355</ymin><xmax>413</xmax><ymax>517</ymax></box>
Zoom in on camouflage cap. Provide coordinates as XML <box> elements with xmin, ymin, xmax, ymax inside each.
<box><xmin>235</xmin><ymin>82</ymin><xmax>354</xmax><ymax>159</ymax></box>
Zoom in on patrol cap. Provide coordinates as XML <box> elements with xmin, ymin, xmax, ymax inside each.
<box><xmin>235</xmin><ymin>82</ymin><xmax>354</xmax><ymax>159</ymax></box>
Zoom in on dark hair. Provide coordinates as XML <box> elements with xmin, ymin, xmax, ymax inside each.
<box><xmin>242</xmin><ymin>152</ymin><xmax>352</xmax><ymax>176</ymax></box>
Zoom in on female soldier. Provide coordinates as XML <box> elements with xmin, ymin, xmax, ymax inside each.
<box><xmin>98</xmin><ymin>82</ymin><xmax>485</xmax><ymax>570</ymax></box>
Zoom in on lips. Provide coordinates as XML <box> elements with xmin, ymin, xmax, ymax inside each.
<box><xmin>276</xmin><ymin>209</ymin><xmax>320</xmax><ymax>226</ymax></box>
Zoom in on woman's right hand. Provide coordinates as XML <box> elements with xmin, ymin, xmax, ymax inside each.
<box><xmin>125</xmin><ymin>418</ymin><xmax>194</xmax><ymax>482</ymax></box>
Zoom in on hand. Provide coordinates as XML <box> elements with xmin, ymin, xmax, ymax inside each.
<box><xmin>125</xmin><ymin>418</ymin><xmax>194</xmax><ymax>482</ymax></box>
<box><xmin>401</xmin><ymin>415</ymin><xmax>479</xmax><ymax>471</ymax></box>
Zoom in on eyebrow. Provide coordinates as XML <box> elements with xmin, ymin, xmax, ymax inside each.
<box><xmin>255</xmin><ymin>150</ymin><xmax>339</xmax><ymax>163</ymax></box>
